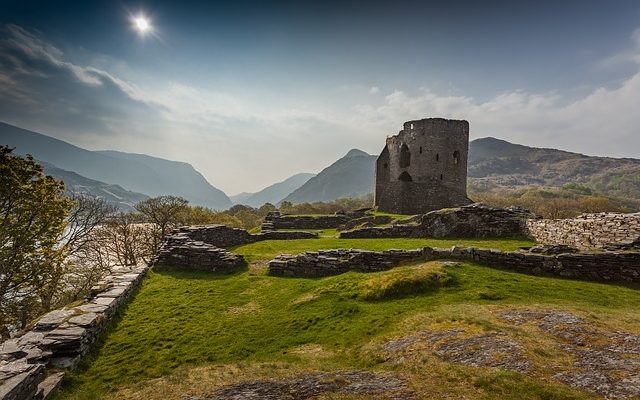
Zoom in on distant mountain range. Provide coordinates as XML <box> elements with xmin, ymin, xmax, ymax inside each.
<box><xmin>282</xmin><ymin>149</ymin><xmax>376</xmax><ymax>204</ymax></box>
<box><xmin>0</xmin><ymin>122</ymin><xmax>232</xmax><ymax>210</ymax></box>
<box><xmin>40</xmin><ymin>162</ymin><xmax>149</xmax><ymax>211</ymax></box>
<box><xmin>232</xmin><ymin>173</ymin><xmax>315</xmax><ymax>207</ymax></box>
<box><xmin>3</xmin><ymin>121</ymin><xmax>639</xmax><ymax>210</ymax></box>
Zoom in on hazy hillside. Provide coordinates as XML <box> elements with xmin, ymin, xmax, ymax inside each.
<box><xmin>41</xmin><ymin>162</ymin><xmax>149</xmax><ymax>211</ymax></box>
<box><xmin>236</xmin><ymin>173</ymin><xmax>315</xmax><ymax>207</ymax></box>
<box><xmin>96</xmin><ymin>150</ymin><xmax>231</xmax><ymax>209</ymax></box>
<box><xmin>0</xmin><ymin>122</ymin><xmax>232</xmax><ymax>209</ymax></box>
<box><xmin>283</xmin><ymin>149</ymin><xmax>375</xmax><ymax>204</ymax></box>
<box><xmin>468</xmin><ymin>137</ymin><xmax>640</xmax><ymax>200</ymax></box>
<box><xmin>230</xmin><ymin>192</ymin><xmax>253</xmax><ymax>204</ymax></box>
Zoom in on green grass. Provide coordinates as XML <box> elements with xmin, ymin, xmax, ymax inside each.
<box><xmin>275</xmin><ymin>228</ymin><xmax>339</xmax><ymax>237</ymax></box>
<box><xmin>55</xmin><ymin>237</ymin><xmax>640</xmax><ymax>400</ymax></box>
<box><xmin>231</xmin><ymin>236</ymin><xmax>533</xmax><ymax>264</ymax></box>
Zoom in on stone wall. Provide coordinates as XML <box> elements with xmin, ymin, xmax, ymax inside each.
<box><xmin>268</xmin><ymin>249</ymin><xmax>423</xmax><ymax>278</ymax></box>
<box><xmin>340</xmin><ymin>204</ymin><xmax>538</xmax><ymax>239</ymax></box>
<box><xmin>261</xmin><ymin>211</ymin><xmax>351</xmax><ymax>231</ymax></box>
<box><xmin>153</xmin><ymin>235</ymin><xmax>244</xmax><ymax>273</ymax></box>
<box><xmin>268</xmin><ymin>246</ymin><xmax>640</xmax><ymax>283</ymax></box>
<box><xmin>171</xmin><ymin>224</ymin><xmax>317</xmax><ymax>248</ymax></box>
<box><xmin>0</xmin><ymin>265</ymin><xmax>148</xmax><ymax>400</ymax></box>
<box><xmin>525</xmin><ymin>213</ymin><xmax>640</xmax><ymax>250</ymax></box>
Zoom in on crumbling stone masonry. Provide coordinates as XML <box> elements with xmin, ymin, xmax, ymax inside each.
<box><xmin>0</xmin><ymin>265</ymin><xmax>148</xmax><ymax>400</ymax></box>
<box><xmin>340</xmin><ymin>204</ymin><xmax>538</xmax><ymax>239</ymax></box>
<box><xmin>375</xmin><ymin>118</ymin><xmax>473</xmax><ymax>214</ymax></box>
<box><xmin>171</xmin><ymin>224</ymin><xmax>317</xmax><ymax>248</ymax></box>
<box><xmin>153</xmin><ymin>235</ymin><xmax>244</xmax><ymax>273</ymax></box>
<box><xmin>268</xmin><ymin>247</ymin><xmax>640</xmax><ymax>283</ymax></box>
<box><xmin>152</xmin><ymin>225</ymin><xmax>318</xmax><ymax>273</ymax></box>
<box><xmin>525</xmin><ymin>213</ymin><xmax>640</xmax><ymax>250</ymax></box>
<box><xmin>261</xmin><ymin>211</ymin><xmax>351</xmax><ymax>231</ymax></box>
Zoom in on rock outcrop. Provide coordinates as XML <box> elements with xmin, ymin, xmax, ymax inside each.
<box><xmin>341</xmin><ymin>204</ymin><xmax>539</xmax><ymax>239</ymax></box>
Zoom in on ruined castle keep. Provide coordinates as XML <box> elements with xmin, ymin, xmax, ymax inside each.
<box><xmin>375</xmin><ymin>118</ymin><xmax>473</xmax><ymax>214</ymax></box>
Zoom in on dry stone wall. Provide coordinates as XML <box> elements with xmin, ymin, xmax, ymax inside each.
<box><xmin>268</xmin><ymin>246</ymin><xmax>640</xmax><ymax>283</ymax></box>
<box><xmin>340</xmin><ymin>204</ymin><xmax>538</xmax><ymax>239</ymax></box>
<box><xmin>171</xmin><ymin>224</ymin><xmax>317</xmax><ymax>248</ymax></box>
<box><xmin>526</xmin><ymin>213</ymin><xmax>640</xmax><ymax>250</ymax></box>
<box><xmin>153</xmin><ymin>235</ymin><xmax>244</xmax><ymax>273</ymax></box>
<box><xmin>261</xmin><ymin>211</ymin><xmax>351</xmax><ymax>231</ymax></box>
<box><xmin>0</xmin><ymin>265</ymin><xmax>148</xmax><ymax>400</ymax></box>
<box><xmin>269</xmin><ymin>249</ymin><xmax>423</xmax><ymax>278</ymax></box>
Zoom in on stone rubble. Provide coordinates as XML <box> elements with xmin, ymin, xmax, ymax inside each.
<box><xmin>0</xmin><ymin>264</ymin><xmax>148</xmax><ymax>400</ymax></box>
<box><xmin>153</xmin><ymin>235</ymin><xmax>244</xmax><ymax>273</ymax></box>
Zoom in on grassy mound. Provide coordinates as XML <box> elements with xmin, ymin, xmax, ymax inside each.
<box><xmin>359</xmin><ymin>263</ymin><xmax>454</xmax><ymax>301</ymax></box>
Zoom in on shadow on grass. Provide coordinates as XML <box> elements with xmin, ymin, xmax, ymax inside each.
<box><xmin>151</xmin><ymin>262</ymin><xmax>249</xmax><ymax>280</ymax></box>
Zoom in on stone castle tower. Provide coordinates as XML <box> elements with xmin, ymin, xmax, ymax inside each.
<box><xmin>374</xmin><ymin>118</ymin><xmax>472</xmax><ymax>214</ymax></box>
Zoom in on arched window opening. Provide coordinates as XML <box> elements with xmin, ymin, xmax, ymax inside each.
<box><xmin>440</xmin><ymin>174</ymin><xmax>443</xmax><ymax>180</ymax></box>
<box><xmin>399</xmin><ymin>171</ymin><xmax>413</xmax><ymax>182</ymax></box>
<box><xmin>419</xmin><ymin>146</ymin><xmax>422</xmax><ymax>154</ymax></box>
<box><xmin>436</xmin><ymin>153</ymin><xmax>439</xmax><ymax>161</ymax></box>
<box><xmin>399</xmin><ymin>143</ymin><xmax>411</xmax><ymax>168</ymax></box>
<box><xmin>453</xmin><ymin>150</ymin><xmax>460</xmax><ymax>165</ymax></box>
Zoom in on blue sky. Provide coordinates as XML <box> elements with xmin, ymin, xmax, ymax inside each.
<box><xmin>1</xmin><ymin>0</ymin><xmax>640</xmax><ymax>194</ymax></box>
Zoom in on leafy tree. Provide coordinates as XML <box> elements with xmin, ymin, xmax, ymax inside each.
<box><xmin>0</xmin><ymin>147</ymin><xmax>72</xmax><ymax>336</ymax></box>
<box><xmin>135</xmin><ymin>195</ymin><xmax>189</xmax><ymax>237</ymax></box>
<box><xmin>135</xmin><ymin>195</ymin><xmax>189</xmax><ymax>252</ymax></box>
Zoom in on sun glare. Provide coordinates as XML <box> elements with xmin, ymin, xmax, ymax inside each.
<box><xmin>133</xmin><ymin>15</ymin><xmax>151</xmax><ymax>34</ymax></box>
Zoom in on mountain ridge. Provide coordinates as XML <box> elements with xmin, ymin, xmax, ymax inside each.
<box><xmin>282</xmin><ymin>150</ymin><xmax>376</xmax><ymax>204</ymax></box>
<box><xmin>235</xmin><ymin>173</ymin><xmax>316</xmax><ymax>207</ymax></box>
<box><xmin>0</xmin><ymin>122</ymin><xmax>231</xmax><ymax>209</ymax></box>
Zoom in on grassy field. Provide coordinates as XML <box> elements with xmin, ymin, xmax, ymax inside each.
<box><xmin>54</xmin><ymin>237</ymin><xmax>640</xmax><ymax>400</ymax></box>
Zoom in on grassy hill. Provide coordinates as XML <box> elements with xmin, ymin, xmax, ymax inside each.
<box><xmin>469</xmin><ymin>137</ymin><xmax>640</xmax><ymax>201</ymax></box>
<box><xmin>55</xmin><ymin>235</ymin><xmax>640</xmax><ymax>400</ymax></box>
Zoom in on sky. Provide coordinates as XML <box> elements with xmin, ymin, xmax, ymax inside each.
<box><xmin>1</xmin><ymin>0</ymin><xmax>640</xmax><ymax>195</ymax></box>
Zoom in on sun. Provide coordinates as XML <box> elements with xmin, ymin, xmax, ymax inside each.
<box><xmin>132</xmin><ymin>15</ymin><xmax>151</xmax><ymax>34</ymax></box>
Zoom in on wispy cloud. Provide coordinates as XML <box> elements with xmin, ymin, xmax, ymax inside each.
<box><xmin>1</xmin><ymin>23</ymin><xmax>640</xmax><ymax>194</ymax></box>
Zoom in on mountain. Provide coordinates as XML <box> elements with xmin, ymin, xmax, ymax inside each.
<box><xmin>236</xmin><ymin>173</ymin><xmax>315</xmax><ymax>207</ymax></box>
<box><xmin>0</xmin><ymin>122</ymin><xmax>232</xmax><ymax>209</ymax></box>
<box><xmin>282</xmin><ymin>149</ymin><xmax>376</xmax><ymax>204</ymax></box>
<box><xmin>40</xmin><ymin>162</ymin><xmax>149</xmax><ymax>211</ymax></box>
<box><xmin>95</xmin><ymin>150</ymin><xmax>231</xmax><ymax>209</ymax></box>
<box><xmin>230</xmin><ymin>192</ymin><xmax>254</xmax><ymax>204</ymax></box>
<box><xmin>468</xmin><ymin>137</ymin><xmax>640</xmax><ymax>200</ymax></box>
